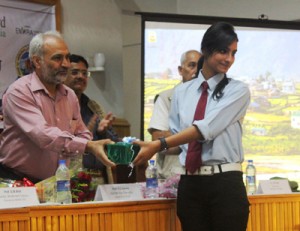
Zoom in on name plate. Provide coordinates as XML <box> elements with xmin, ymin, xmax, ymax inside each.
<box><xmin>0</xmin><ymin>187</ymin><xmax>39</xmax><ymax>209</ymax></box>
<box><xmin>257</xmin><ymin>180</ymin><xmax>292</xmax><ymax>195</ymax></box>
<box><xmin>95</xmin><ymin>183</ymin><xmax>143</xmax><ymax>201</ymax></box>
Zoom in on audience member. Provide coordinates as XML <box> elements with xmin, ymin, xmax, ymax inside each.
<box><xmin>148</xmin><ymin>50</ymin><xmax>201</xmax><ymax>179</ymax></box>
<box><xmin>0</xmin><ymin>98</ymin><xmax>2</xmax><ymax>129</ymax></box>
<box><xmin>134</xmin><ymin>22</ymin><xmax>250</xmax><ymax>231</ymax></box>
<box><xmin>0</xmin><ymin>100</ymin><xmax>3</xmax><ymax>135</ymax></box>
<box><xmin>64</xmin><ymin>54</ymin><xmax>119</xmax><ymax>180</ymax></box>
<box><xmin>0</xmin><ymin>31</ymin><xmax>115</xmax><ymax>183</ymax></box>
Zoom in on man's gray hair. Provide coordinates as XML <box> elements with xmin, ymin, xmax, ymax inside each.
<box><xmin>29</xmin><ymin>31</ymin><xmax>63</xmax><ymax>59</ymax></box>
<box><xmin>180</xmin><ymin>50</ymin><xmax>201</xmax><ymax>65</ymax></box>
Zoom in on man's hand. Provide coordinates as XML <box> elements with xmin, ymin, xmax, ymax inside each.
<box><xmin>85</xmin><ymin>139</ymin><xmax>116</xmax><ymax>167</ymax></box>
<box><xmin>97</xmin><ymin>112</ymin><xmax>115</xmax><ymax>133</ymax></box>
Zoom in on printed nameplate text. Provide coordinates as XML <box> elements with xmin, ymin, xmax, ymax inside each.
<box><xmin>0</xmin><ymin>187</ymin><xmax>39</xmax><ymax>209</ymax></box>
<box><xmin>95</xmin><ymin>183</ymin><xmax>143</xmax><ymax>201</ymax></box>
<box><xmin>257</xmin><ymin>180</ymin><xmax>292</xmax><ymax>195</ymax></box>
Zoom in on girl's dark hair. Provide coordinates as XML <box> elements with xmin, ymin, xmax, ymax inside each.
<box><xmin>197</xmin><ymin>22</ymin><xmax>238</xmax><ymax>100</ymax></box>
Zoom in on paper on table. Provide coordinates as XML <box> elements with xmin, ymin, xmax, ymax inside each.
<box><xmin>257</xmin><ymin>179</ymin><xmax>292</xmax><ymax>195</ymax></box>
<box><xmin>0</xmin><ymin>187</ymin><xmax>40</xmax><ymax>209</ymax></box>
<box><xmin>94</xmin><ymin>183</ymin><xmax>143</xmax><ymax>201</ymax></box>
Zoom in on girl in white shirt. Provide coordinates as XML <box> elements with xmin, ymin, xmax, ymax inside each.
<box><xmin>134</xmin><ymin>21</ymin><xmax>250</xmax><ymax>231</ymax></box>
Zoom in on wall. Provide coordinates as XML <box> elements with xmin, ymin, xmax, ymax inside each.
<box><xmin>61</xmin><ymin>0</ymin><xmax>124</xmax><ymax>118</ymax></box>
<box><xmin>177</xmin><ymin>0</ymin><xmax>300</xmax><ymax>21</ymax></box>
<box><xmin>60</xmin><ymin>0</ymin><xmax>300</xmax><ymax>138</ymax></box>
<box><xmin>121</xmin><ymin>13</ymin><xmax>142</xmax><ymax>137</ymax></box>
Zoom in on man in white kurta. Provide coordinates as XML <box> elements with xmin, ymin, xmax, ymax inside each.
<box><xmin>148</xmin><ymin>50</ymin><xmax>201</xmax><ymax>178</ymax></box>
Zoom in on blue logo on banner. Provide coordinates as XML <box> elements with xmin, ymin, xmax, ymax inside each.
<box><xmin>15</xmin><ymin>44</ymin><xmax>31</xmax><ymax>77</ymax></box>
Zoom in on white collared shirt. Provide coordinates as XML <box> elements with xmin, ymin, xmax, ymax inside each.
<box><xmin>169</xmin><ymin>72</ymin><xmax>250</xmax><ymax>166</ymax></box>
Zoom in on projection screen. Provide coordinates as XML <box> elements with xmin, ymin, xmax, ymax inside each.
<box><xmin>141</xmin><ymin>13</ymin><xmax>300</xmax><ymax>185</ymax></box>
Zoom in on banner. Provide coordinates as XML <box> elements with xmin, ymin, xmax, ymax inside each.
<box><xmin>0</xmin><ymin>0</ymin><xmax>56</xmax><ymax>99</ymax></box>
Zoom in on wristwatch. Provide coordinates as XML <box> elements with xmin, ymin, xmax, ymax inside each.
<box><xmin>158</xmin><ymin>137</ymin><xmax>169</xmax><ymax>152</ymax></box>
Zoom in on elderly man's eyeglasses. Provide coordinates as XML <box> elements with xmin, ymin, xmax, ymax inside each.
<box><xmin>70</xmin><ymin>69</ymin><xmax>91</xmax><ymax>78</ymax></box>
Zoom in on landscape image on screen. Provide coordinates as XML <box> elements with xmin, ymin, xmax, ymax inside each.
<box><xmin>143</xmin><ymin>21</ymin><xmax>300</xmax><ymax>186</ymax></box>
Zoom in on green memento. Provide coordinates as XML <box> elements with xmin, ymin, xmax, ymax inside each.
<box><xmin>106</xmin><ymin>142</ymin><xmax>140</xmax><ymax>164</ymax></box>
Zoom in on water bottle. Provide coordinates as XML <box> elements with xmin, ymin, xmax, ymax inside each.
<box><xmin>246</xmin><ymin>160</ymin><xmax>256</xmax><ymax>195</ymax></box>
<box><xmin>56</xmin><ymin>159</ymin><xmax>72</xmax><ymax>204</ymax></box>
<box><xmin>145</xmin><ymin>159</ymin><xmax>158</xmax><ymax>198</ymax></box>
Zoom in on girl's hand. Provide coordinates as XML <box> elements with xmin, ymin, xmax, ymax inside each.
<box><xmin>132</xmin><ymin>140</ymin><xmax>160</xmax><ymax>166</ymax></box>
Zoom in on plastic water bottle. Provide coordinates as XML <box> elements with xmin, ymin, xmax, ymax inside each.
<box><xmin>56</xmin><ymin>159</ymin><xmax>72</xmax><ymax>204</ymax></box>
<box><xmin>246</xmin><ymin>160</ymin><xmax>256</xmax><ymax>195</ymax></box>
<box><xmin>145</xmin><ymin>159</ymin><xmax>158</xmax><ymax>198</ymax></box>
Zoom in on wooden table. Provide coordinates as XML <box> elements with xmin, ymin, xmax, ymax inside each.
<box><xmin>1</xmin><ymin>194</ymin><xmax>300</xmax><ymax>231</ymax></box>
<box><xmin>0</xmin><ymin>199</ymin><xmax>180</xmax><ymax>231</ymax></box>
<box><xmin>247</xmin><ymin>193</ymin><xmax>300</xmax><ymax>231</ymax></box>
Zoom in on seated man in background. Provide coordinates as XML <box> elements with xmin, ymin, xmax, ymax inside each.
<box><xmin>64</xmin><ymin>54</ymin><xmax>120</xmax><ymax>182</ymax></box>
<box><xmin>0</xmin><ymin>31</ymin><xmax>115</xmax><ymax>183</ymax></box>
<box><xmin>0</xmin><ymin>99</ymin><xmax>3</xmax><ymax>135</ymax></box>
<box><xmin>148</xmin><ymin>50</ymin><xmax>201</xmax><ymax>179</ymax></box>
